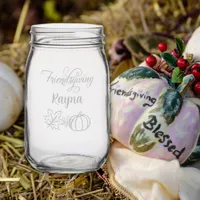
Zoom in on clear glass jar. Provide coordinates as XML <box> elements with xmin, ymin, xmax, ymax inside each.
<box><xmin>25</xmin><ymin>23</ymin><xmax>110</xmax><ymax>173</ymax></box>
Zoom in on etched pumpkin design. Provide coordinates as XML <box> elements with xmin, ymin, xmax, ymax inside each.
<box><xmin>69</xmin><ymin>112</ymin><xmax>91</xmax><ymax>131</ymax></box>
<box><xmin>111</xmin><ymin>66</ymin><xmax>200</xmax><ymax>164</ymax></box>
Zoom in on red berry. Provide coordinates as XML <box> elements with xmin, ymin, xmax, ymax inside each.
<box><xmin>176</xmin><ymin>58</ymin><xmax>189</xmax><ymax>70</ymax></box>
<box><xmin>194</xmin><ymin>82</ymin><xmax>200</xmax><ymax>94</ymax></box>
<box><xmin>145</xmin><ymin>55</ymin><xmax>157</xmax><ymax>67</ymax></box>
<box><xmin>171</xmin><ymin>49</ymin><xmax>179</xmax><ymax>58</ymax></box>
<box><xmin>158</xmin><ymin>42</ymin><xmax>168</xmax><ymax>52</ymax></box>
<box><xmin>191</xmin><ymin>63</ymin><xmax>200</xmax><ymax>80</ymax></box>
<box><xmin>191</xmin><ymin>63</ymin><xmax>200</xmax><ymax>71</ymax></box>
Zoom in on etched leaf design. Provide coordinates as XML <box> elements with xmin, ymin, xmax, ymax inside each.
<box><xmin>44</xmin><ymin>110</ymin><xmax>90</xmax><ymax>131</ymax></box>
<box><xmin>54</xmin><ymin>111</ymin><xmax>61</xmax><ymax>118</ymax></box>
<box><xmin>44</xmin><ymin>116</ymin><xmax>51</xmax><ymax>124</ymax></box>
<box><xmin>44</xmin><ymin>109</ymin><xmax>63</xmax><ymax>130</ymax></box>
<box><xmin>61</xmin><ymin>116</ymin><xmax>70</xmax><ymax>127</ymax></box>
<box><xmin>48</xmin><ymin>109</ymin><xmax>53</xmax><ymax>117</ymax></box>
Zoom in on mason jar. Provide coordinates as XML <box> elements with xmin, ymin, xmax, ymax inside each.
<box><xmin>25</xmin><ymin>23</ymin><xmax>110</xmax><ymax>173</ymax></box>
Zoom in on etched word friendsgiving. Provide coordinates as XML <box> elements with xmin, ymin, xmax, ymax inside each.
<box><xmin>41</xmin><ymin>67</ymin><xmax>94</xmax><ymax>93</ymax></box>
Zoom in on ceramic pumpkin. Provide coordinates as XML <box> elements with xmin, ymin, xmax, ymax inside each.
<box><xmin>69</xmin><ymin>112</ymin><xmax>91</xmax><ymax>131</ymax></box>
<box><xmin>111</xmin><ymin>66</ymin><xmax>200</xmax><ymax>164</ymax></box>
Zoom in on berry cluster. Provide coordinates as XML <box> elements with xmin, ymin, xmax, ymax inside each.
<box><xmin>145</xmin><ymin>39</ymin><xmax>200</xmax><ymax>95</ymax></box>
<box><xmin>145</xmin><ymin>42</ymin><xmax>168</xmax><ymax>67</ymax></box>
<box><xmin>186</xmin><ymin>63</ymin><xmax>200</xmax><ymax>94</ymax></box>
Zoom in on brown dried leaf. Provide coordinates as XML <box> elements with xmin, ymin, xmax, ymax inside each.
<box><xmin>124</xmin><ymin>34</ymin><xmax>176</xmax><ymax>66</ymax></box>
<box><xmin>111</xmin><ymin>59</ymin><xmax>133</xmax><ymax>81</ymax></box>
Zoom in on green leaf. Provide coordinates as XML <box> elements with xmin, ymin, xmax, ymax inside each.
<box><xmin>125</xmin><ymin>36</ymin><xmax>150</xmax><ymax>57</ymax></box>
<box><xmin>161</xmin><ymin>52</ymin><xmax>177</xmax><ymax>68</ymax></box>
<box><xmin>171</xmin><ymin>67</ymin><xmax>184</xmax><ymax>83</ymax></box>
<box><xmin>175</xmin><ymin>37</ymin><xmax>185</xmax><ymax>57</ymax></box>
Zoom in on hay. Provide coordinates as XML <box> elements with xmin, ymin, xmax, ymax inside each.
<box><xmin>80</xmin><ymin>0</ymin><xmax>200</xmax><ymax>52</ymax></box>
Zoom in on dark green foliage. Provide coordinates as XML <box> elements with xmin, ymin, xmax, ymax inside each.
<box><xmin>161</xmin><ymin>52</ymin><xmax>177</xmax><ymax>68</ymax></box>
<box><xmin>175</xmin><ymin>37</ymin><xmax>185</xmax><ymax>57</ymax></box>
<box><xmin>119</xmin><ymin>66</ymin><xmax>160</xmax><ymax>80</ymax></box>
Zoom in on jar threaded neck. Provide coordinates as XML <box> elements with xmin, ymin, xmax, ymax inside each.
<box><xmin>30</xmin><ymin>23</ymin><xmax>104</xmax><ymax>46</ymax></box>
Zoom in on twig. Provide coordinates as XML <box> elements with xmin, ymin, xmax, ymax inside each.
<box><xmin>91</xmin><ymin>193</ymin><xmax>104</xmax><ymax>200</ymax></box>
<box><xmin>152</xmin><ymin>32</ymin><xmax>174</xmax><ymax>39</ymax></box>
<box><xmin>36</xmin><ymin>173</ymin><xmax>47</xmax><ymax>191</ymax></box>
<box><xmin>1</xmin><ymin>144</ymin><xmax>14</xmax><ymax>158</ymax></box>
<box><xmin>106</xmin><ymin>6</ymin><xmax>119</xmax><ymax>36</ymax></box>
<box><xmin>30</xmin><ymin>173</ymin><xmax>37</xmax><ymax>200</ymax></box>
<box><xmin>170</xmin><ymin>8</ymin><xmax>200</xmax><ymax>32</ymax></box>
<box><xmin>121</xmin><ymin>7</ymin><xmax>137</xmax><ymax>34</ymax></box>
<box><xmin>74</xmin><ymin>188</ymin><xmax>104</xmax><ymax>198</ymax></box>
<box><xmin>5</xmin><ymin>142</ymin><xmax>23</xmax><ymax>158</ymax></box>
<box><xmin>138</xmin><ymin>1</ymin><xmax>150</xmax><ymax>33</ymax></box>
<box><xmin>0</xmin><ymin>177</ymin><xmax>20</xmax><ymax>182</ymax></box>
<box><xmin>13</xmin><ymin>0</ymin><xmax>31</xmax><ymax>43</ymax></box>
<box><xmin>0</xmin><ymin>135</ymin><xmax>24</xmax><ymax>147</ymax></box>
<box><xmin>19</xmin><ymin>196</ymin><xmax>27</xmax><ymax>200</ymax></box>
<box><xmin>10</xmin><ymin>162</ymin><xmax>38</xmax><ymax>173</ymax></box>
<box><xmin>177</xmin><ymin>0</ymin><xmax>186</xmax><ymax>15</ymax></box>
<box><xmin>89</xmin><ymin>173</ymin><xmax>93</xmax><ymax>191</ymax></box>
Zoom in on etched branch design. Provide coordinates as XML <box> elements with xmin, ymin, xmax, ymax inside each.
<box><xmin>44</xmin><ymin>109</ymin><xmax>91</xmax><ymax>131</ymax></box>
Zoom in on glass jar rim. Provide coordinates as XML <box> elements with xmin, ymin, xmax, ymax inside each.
<box><xmin>30</xmin><ymin>23</ymin><xmax>104</xmax><ymax>46</ymax></box>
<box><xmin>31</xmin><ymin>23</ymin><xmax>103</xmax><ymax>33</ymax></box>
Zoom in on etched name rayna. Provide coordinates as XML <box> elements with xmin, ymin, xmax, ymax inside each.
<box><xmin>52</xmin><ymin>93</ymin><xmax>83</xmax><ymax>109</ymax></box>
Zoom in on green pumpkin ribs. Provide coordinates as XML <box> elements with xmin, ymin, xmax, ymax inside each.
<box><xmin>150</xmin><ymin>89</ymin><xmax>183</xmax><ymax>125</ymax></box>
<box><xmin>149</xmin><ymin>74</ymin><xmax>194</xmax><ymax>125</ymax></box>
<box><xmin>119</xmin><ymin>66</ymin><xmax>160</xmax><ymax>80</ymax></box>
<box><xmin>130</xmin><ymin>124</ymin><xmax>156</xmax><ymax>153</ymax></box>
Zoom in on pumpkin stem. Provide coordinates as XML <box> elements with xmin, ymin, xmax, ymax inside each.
<box><xmin>176</xmin><ymin>74</ymin><xmax>195</xmax><ymax>96</ymax></box>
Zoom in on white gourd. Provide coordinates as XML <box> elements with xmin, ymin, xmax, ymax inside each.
<box><xmin>184</xmin><ymin>26</ymin><xmax>200</xmax><ymax>60</ymax></box>
<box><xmin>0</xmin><ymin>62</ymin><xmax>23</xmax><ymax>131</ymax></box>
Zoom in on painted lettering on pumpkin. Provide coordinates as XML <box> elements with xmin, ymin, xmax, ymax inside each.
<box><xmin>143</xmin><ymin>115</ymin><xmax>186</xmax><ymax>159</ymax></box>
<box><xmin>111</xmin><ymin>81</ymin><xmax>156</xmax><ymax>107</ymax></box>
